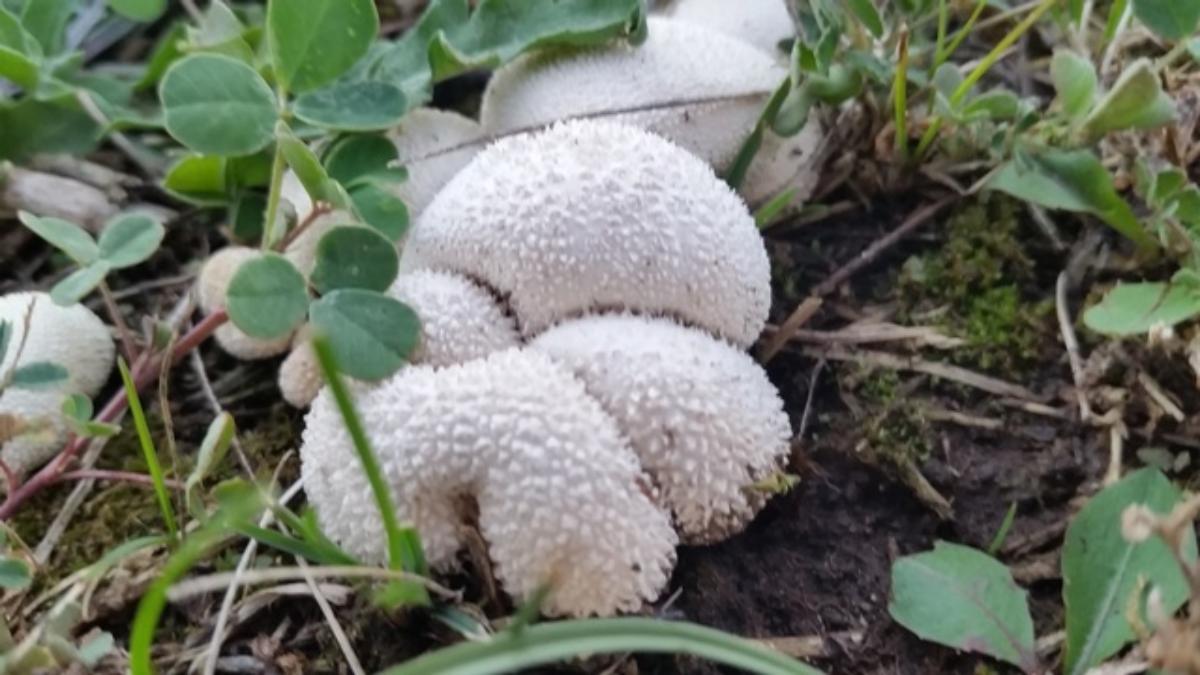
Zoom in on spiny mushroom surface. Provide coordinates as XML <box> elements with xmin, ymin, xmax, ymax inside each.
<box><xmin>405</xmin><ymin>119</ymin><xmax>771</xmax><ymax>347</ymax></box>
<box><xmin>0</xmin><ymin>292</ymin><xmax>114</xmax><ymax>477</ymax></box>
<box><xmin>196</xmin><ymin>246</ymin><xmax>294</xmax><ymax>360</ymax></box>
<box><xmin>301</xmin><ymin>348</ymin><xmax>677</xmax><ymax>617</ymax></box>
<box><xmin>479</xmin><ymin>17</ymin><xmax>822</xmax><ymax>204</ymax></box>
<box><xmin>531</xmin><ymin>314</ymin><xmax>791</xmax><ymax>543</ymax></box>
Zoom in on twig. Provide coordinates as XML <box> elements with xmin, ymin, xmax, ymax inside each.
<box><xmin>168</xmin><ymin>566</ymin><xmax>458</xmax><ymax>602</ymax></box>
<box><xmin>923</xmin><ymin>407</ymin><xmax>1003</xmax><ymax>430</ymax></box>
<box><xmin>764</xmin><ymin>322</ymin><xmax>965</xmax><ymax>349</ymax></box>
<box><xmin>278</xmin><ymin>203</ymin><xmax>333</xmax><ymax>250</ymax></box>
<box><xmin>1137</xmin><ymin>372</ymin><xmax>1186</xmax><ymax>423</ymax></box>
<box><xmin>760</xmin><ymin>296</ymin><xmax>822</xmax><ymax>363</ymax></box>
<box><xmin>54</xmin><ymin>469</ymin><xmax>184</xmax><ymax>490</ymax></box>
<box><xmin>1056</xmin><ymin>271</ymin><xmax>1092</xmax><ymax>422</ymax></box>
<box><xmin>33</xmin><ymin>439</ymin><xmax>108</xmax><ymax>565</ymax></box>
<box><xmin>98</xmin><ymin>280</ymin><xmax>138</xmax><ymax>363</ymax></box>
<box><xmin>297</xmin><ymin>556</ymin><xmax>366</xmax><ymax>675</ymax></box>
<box><xmin>811</xmin><ymin>196</ymin><xmax>957</xmax><ymax>298</ymax></box>
<box><xmin>1106</xmin><ymin>420</ymin><xmax>1127</xmax><ymax>485</ymax></box>
<box><xmin>798</xmin><ymin>344</ymin><xmax>1040</xmax><ymax>400</ymax></box>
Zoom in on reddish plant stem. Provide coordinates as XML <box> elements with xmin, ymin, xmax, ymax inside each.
<box><xmin>0</xmin><ymin>309</ymin><xmax>228</xmax><ymax>521</ymax></box>
<box><xmin>55</xmin><ymin>469</ymin><xmax>185</xmax><ymax>490</ymax></box>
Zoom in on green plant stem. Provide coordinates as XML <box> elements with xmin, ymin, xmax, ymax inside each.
<box><xmin>118</xmin><ymin>358</ymin><xmax>179</xmax><ymax>542</ymax></box>
<box><xmin>935</xmin><ymin>0</ymin><xmax>948</xmax><ymax>60</ymax></box>
<box><xmin>934</xmin><ymin>0</ymin><xmax>988</xmax><ymax>70</ymax></box>
<box><xmin>260</xmin><ymin>143</ymin><xmax>288</xmax><ymax>251</ymax></box>
<box><xmin>310</xmin><ymin>336</ymin><xmax>428</xmax><ymax>577</ymax></box>
<box><xmin>893</xmin><ymin>27</ymin><xmax>910</xmax><ymax>160</ymax></box>
<box><xmin>916</xmin><ymin>0</ymin><xmax>1061</xmax><ymax>160</ymax></box>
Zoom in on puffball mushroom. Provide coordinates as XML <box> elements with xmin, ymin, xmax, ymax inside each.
<box><xmin>657</xmin><ymin>0</ymin><xmax>795</xmax><ymax>58</ymax></box>
<box><xmin>0</xmin><ymin>292</ymin><xmax>114</xmax><ymax>478</ymax></box>
<box><xmin>300</xmin><ymin>348</ymin><xmax>677</xmax><ymax>617</ymax></box>
<box><xmin>195</xmin><ymin>247</ymin><xmax>294</xmax><ymax>360</ymax></box>
<box><xmin>479</xmin><ymin>17</ymin><xmax>823</xmax><ymax>205</ymax></box>
<box><xmin>388</xmin><ymin>108</ymin><xmax>487</xmax><ymax>217</ymax></box>
<box><xmin>531</xmin><ymin>314</ymin><xmax>791</xmax><ymax>544</ymax></box>
<box><xmin>405</xmin><ymin>120</ymin><xmax>771</xmax><ymax>348</ymax></box>
<box><xmin>276</xmin><ymin>270</ymin><xmax>520</xmax><ymax>408</ymax></box>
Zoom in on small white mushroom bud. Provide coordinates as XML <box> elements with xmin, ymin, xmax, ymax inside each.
<box><xmin>0</xmin><ymin>292</ymin><xmax>114</xmax><ymax>478</ymax></box>
<box><xmin>479</xmin><ymin>18</ymin><xmax>823</xmax><ymax>205</ymax></box>
<box><xmin>195</xmin><ymin>247</ymin><xmax>294</xmax><ymax>360</ymax></box>
<box><xmin>300</xmin><ymin>348</ymin><xmax>677</xmax><ymax>616</ymax></box>
<box><xmin>278</xmin><ymin>325</ymin><xmax>322</xmax><ymax>409</ymax></box>
<box><xmin>406</xmin><ymin>120</ymin><xmax>771</xmax><ymax>347</ymax></box>
<box><xmin>532</xmin><ymin>314</ymin><xmax>792</xmax><ymax>543</ymax></box>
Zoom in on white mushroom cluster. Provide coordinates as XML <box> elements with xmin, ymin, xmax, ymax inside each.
<box><xmin>300</xmin><ymin>119</ymin><xmax>793</xmax><ymax>617</ymax></box>
<box><xmin>0</xmin><ymin>292</ymin><xmax>114</xmax><ymax>479</ymax></box>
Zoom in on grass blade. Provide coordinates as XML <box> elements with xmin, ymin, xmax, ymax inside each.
<box><xmin>309</xmin><ymin>335</ymin><xmax>428</xmax><ymax>579</ymax></box>
<box><xmin>117</xmin><ymin>358</ymin><xmax>178</xmax><ymax>541</ymax></box>
<box><xmin>379</xmin><ymin>617</ymin><xmax>824</xmax><ymax>675</ymax></box>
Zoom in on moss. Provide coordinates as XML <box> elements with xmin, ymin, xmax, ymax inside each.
<box><xmin>855</xmin><ymin>369</ymin><xmax>931</xmax><ymax>466</ymax></box>
<box><xmin>896</xmin><ymin>194</ymin><xmax>1053</xmax><ymax>374</ymax></box>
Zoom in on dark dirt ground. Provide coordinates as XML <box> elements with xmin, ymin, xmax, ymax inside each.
<box><xmin>9</xmin><ymin>187</ymin><xmax>1183</xmax><ymax>675</ymax></box>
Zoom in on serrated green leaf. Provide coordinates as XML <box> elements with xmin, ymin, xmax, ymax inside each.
<box><xmin>349</xmin><ymin>181</ymin><xmax>408</xmax><ymax>241</ymax></box>
<box><xmin>268</xmin><ymin>0</ymin><xmax>378</xmax><ymax>94</ymax></box>
<box><xmin>988</xmin><ymin>148</ymin><xmax>1154</xmax><ymax>249</ymax></box>
<box><xmin>98</xmin><ymin>214</ymin><xmax>164</xmax><ymax>268</ymax></box>
<box><xmin>50</xmin><ymin>261</ymin><xmax>109</xmax><ymax>305</ymax></box>
<box><xmin>889</xmin><ymin>542</ymin><xmax>1036</xmax><ymax>670</ymax></box>
<box><xmin>160</xmin><ymin>54</ymin><xmax>277</xmax><ymax>156</ymax></box>
<box><xmin>9</xmin><ymin>362</ymin><xmax>68</xmax><ymax>390</ymax></box>
<box><xmin>293</xmin><ymin>80</ymin><xmax>408</xmax><ymax>131</ymax></box>
<box><xmin>226</xmin><ymin>253</ymin><xmax>308</xmax><ymax>339</ymax></box>
<box><xmin>1063</xmin><ymin>468</ymin><xmax>1197</xmax><ymax>674</ymax></box>
<box><xmin>311</xmin><ymin>226</ymin><xmax>398</xmax><ymax>293</ymax></box>
<box><xmin>1082</xmin><ymin>282</ymin><xmax>1200</xmax><ymax>335</ymax></box>
<box><xmin>0</xmin><ymin>558</ymin><xmax>30</xmax><ymax>589</ymax></box>
<box><xmin>108</xmin><ymin>0</ymin><xmax>165</xmax><ymax>22</ymax></box>
<box><xmin>1050</xmin><ymin>50</ymin><xmax>1096</xmax><ymax>120</ymax></box>
<box><xmin>17</xmin><ymin>211</ymin><xmax>98</xmax><ymax>264</ymax></box>
<box><xmin>1080</xmin><ymin>59</ymin><xmax>1175</xmax><ymax>141</ymax></box>
<box><xmin>308</xmin><ymin>289</ymin><xmax>419</xmax><ymax>381</ymax></box>
<box><xmin>1132</xmin><ymin>0</ymin><xmax>1200</xmax><ymax>40</ymax></box>
<box><xmin>323</xmin><ymin>134</ymin><xmax>399</xmax><ymax>185</ymax></box>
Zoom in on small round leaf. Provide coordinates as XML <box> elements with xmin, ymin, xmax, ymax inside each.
<box><xmin>267</xmin><ymin>0</ymin><xmax>378</xmax><ymax>94</ymax></box>
<box><xmin>108</xmin><ymin>0</ymin><xmax>165</xmax><ymax>22</ymax></box>
<box><xmin>51</xmin><ymin>261</ymin><xmax>110</xmax><ymax>306</ymax></box>
<box><xmin>160</xmin><ymin>54</ymin><xmax>278</xmax><ymax>156</ymax></box>
<box><xmin>226</xmin><ymin>254</ymin><xmax>308</xmax><ymax>339</ymax></box>
<box><xmin>311</xmin><ymin>226</ymin><xmax>399</xmax><ymax>294</ymax></box>
<box><xmin>324</xmin><ymin>134</ymin><xmax>399</xmax><ymax>185</ymax></box>
<box><xmin>309</xmin><ymin>289</ymin><xmax>419</xmax><ymax>381</ymax></box>
<box><xmin>349</xmin><ymin>182</ymin><xmax>408</xmax><ymax>241</ymax></box>
<box><xmin>98</xmin><ymin>214</ymin><xmax>165</xmax><ymax>269</ymax></box>
<box><xmin>17</xmin><ymin>211</ymin><xmax>98</xmax><ymax>264</ymax></box>
<box><xmin>293</xmin><ymin>81</ymin><xmax>408</xmax><ymax>131</ymax></box>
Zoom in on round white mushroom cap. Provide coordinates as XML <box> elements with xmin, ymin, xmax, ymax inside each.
<box><xmin>532</xmin><ymin>314</ymin><xmax>792</xmax><ymax>543</ymax></box>
<box><xmin>0</xmin><ymin>292</ymin><xmax>114</xmax><ymax>477</ymax></box>
<box><xmin>195</xmin><ymin>247</ymin><xmax>294</xmax><ymax>360</ymax></box>
<box><xmin>406</xmin><ymin>119</ymin><xmax>771</xmax><ymax>347</ymax></box>
<box><xmin>479</xmin><ymin>18</ymin><xmax>822</xmax><ymax>204</ymax></box>
<box><xmin>300</xmin><ymin>348</ymin><xmax>677</xmax><ymax>617</ymax></box>
<box><xmin>657</xmin><ymin>0</ymin><xmax>795</xmax><ymax>59</ymax></box>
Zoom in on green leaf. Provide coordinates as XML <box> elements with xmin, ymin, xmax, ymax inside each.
<box><xmin>17</xmin><ymin>211</ymin><xmax>98</xmax><ymax>264</ymax></box>
<box><xmin>845</xmin><ymin>0</ymin><xmax>884</xmax><ymax>37</ymax></box>
<box><xmin>1050</xmin><ymin>49</ymin><xmax>1096</xmax><ymax>120</ymax></box>
<box><xmin>136</xmin><ymin>21</ymin><xmax>186</xmax><ymax>89</ymax></box>
<box><xmin>308</xmin><ymin>289</ymin><xmax>419</xmax><ymax>381</ymax></box>
<box><xmin>185</xmin><ymin>0</ymin><xmax>253</xmax><ymax>63</ymax></box>
<box><xmin>162</xmin><ymin>154</ymin><xmax>227</xmax><ymax>205</ymax></box>
<box><xmin>160</xmin><ymin>54</ymin><xmax>278</xmax><ymax>156</ymax></box>
<box><xmin>229</xmin><ymin>192</ymin><xmax>266</xmax><ymax>242</ymax></box>
<box><xmin>276</xmin><ymin>124</ymin><xmax>339</xmax><ymax>205</ymax></box>
<box><xmin>231</xmin><ymin>522</ymin><xmax>359</xmax><ymax>566</ymax></box>
<box><xmin>293</xmin><ymin>81</ymin><xmax>408</xmax><ymax>131</ymax></box>
<box><xmin>379</xmin><ymin>617</ymin><xmax>823</xmax><ymax>675</ymax></box>
<box><xmin>311</xmin><ymin>226</ymin><xmax>399</xmax><ymax>293</ymax></box>
<box><xmin>988</xmin><ymin>148</ymin><xmax>1154</xmax><ymax>250</ymax></box>
<box><xmin>0</xmin><ymin>45</ymin><xmax>38</xmax><ymax>89</ymax></box>
<box><xmin>108</xmin><ymin>0</ymin><xmax>165</xmax><ymax>22</ymax></box>
<box><xmin>349</xmin><ymin>181</ymin><xmax>409</xmax><ymax>241</ymax></box>
<box><xmin>1132</xmin><ymin>0</ymin><xmax>1200</xmax><ymax>40</ymax></box>
<box><xmin>61</xmin><ymin>393</ymin><xmax>92</xmax><ymax>421</ymax></box>
<box><xmin>226</xmin><ymin>253</ymin><xmax>308</xmax><ymax>340</ymax></box>
<box><xmin>0</xmin><ymin>4</ymin><xmax>40</xmax><ymax>55</ymax></box>
<box><xmin>267</xmin><ymin>0</ymin><xmax>378</xmax><ymax>94</ymax></box>
<box><xmin>51</xmin><ymin>261</ymin><xmax>109</xmax><ymax>305</ymax></box>
<box><xmin>77</xmin><ymin>631</ymin><xmax>114</xmax><ymax>667</ymax></box>
<box><xmin>0</xmin><ymin>558</ymin><xmax>31</xmax><ymax>590</ymax></box>
<box><xmin>0</xmin><ymin>321</ymin><xmax>10</xmax><ymax>363</ymax></box>
<box><xmin>97</xmin><ymin>214</ymin><xmax>164</xmax><ymax>269</ymax></box>
<box><xmin>20</xmin><ymin>0</ymin><xmax>76</xmax><ymax>54</ymax></box>
<box><xmin>889</xmin><ymin>542</ymin><xmax>1036</xmax><ymax>671</ymax></box>
<box><xmin>1083</xmin><ymin>282</ymin><xmax>1200</xmax><ymax>335</ymax></box>
<box><xmin>0</xmin><ymin>97</ymin><xmax>100</xmax><ymax>162</ymax></box>
<box><xmin>186</xmin><ymin>412</ymin><xmax>234</xmax><ymax>498</ymax></box>
<box><xmin>8</xmin><ymin>362</ymin><xmax>68</xmax><ymax>390</ymax></box>
<box><xmin>1063</xmin><ymin>468</ymin><xmax>1197</xmax><ymax>674</ymax></box>
<box><xmin>1080</xmin><ymin>59</ymin><xmax>1175</xmax><ymax>141</ymax></box>
<box><xmin>324</xmin><ymin>134</ymin><xmax>399</xmax><ymax>185</ymax></box>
